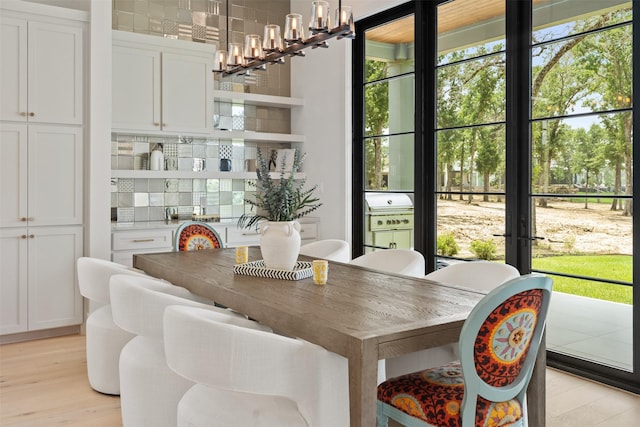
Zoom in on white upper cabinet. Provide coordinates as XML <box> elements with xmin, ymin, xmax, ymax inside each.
<box><xmin>0</xmin><ymin>16</ymin><xmax>83</xmax><ymax>125</ymax></box>
<box><xmin>162</xmin><ymin>52</ymin><xmax>212</xmax><ymax>134</ymax></box>
<box><xmin>112</xmin><ymin>31</ymin><xmax>213</xmax><ymax>135</ymax></box>
<box><xmin>112</xmin><ymin>44</ymin><xmax>161</xmax><ymax>132</ymax></box>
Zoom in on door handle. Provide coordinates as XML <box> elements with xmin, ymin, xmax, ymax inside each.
<box><xmin>518</xmin><ymin>236</ymin><xmax>545</xmax><ymax>241</ymax></box>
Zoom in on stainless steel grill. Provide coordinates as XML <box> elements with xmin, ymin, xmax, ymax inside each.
<box><xmin>364</xmin><ymin>193</ymin><xmax>414</xmax><ymax>249</ymax></box>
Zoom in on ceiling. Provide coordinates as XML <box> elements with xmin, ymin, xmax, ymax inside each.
<box><xmin>365</xmin><ymin>0</ymin><xmax>549</xmax><ymax>44</ymax></box>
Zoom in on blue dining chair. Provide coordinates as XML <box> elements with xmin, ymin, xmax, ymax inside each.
<box><xmin>174</xmin><ymin>221</ymin><xmax>224</xmax><ymax>251</ymax></box>
<box><xmin>376</xmin><ymin>273</ymin><xmax>552</xmax><ymax>427</ymax></box>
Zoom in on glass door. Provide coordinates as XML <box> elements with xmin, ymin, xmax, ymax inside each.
<box><xmin>359</xmin><ymin>13</ymin><xmax>416</xmax><ymax>253</ymax></box>
<box><xmin>435</xmin><ymin>0</ymin><xmax>507</xmax><ymax>265</ymax></box>
<box><xmin>529</xmin><ymin>0</ymin><xmax>635</xmax><ymax>381</ymax></box>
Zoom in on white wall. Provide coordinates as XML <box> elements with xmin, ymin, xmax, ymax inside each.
<box><xmin>87</xmin><ymin>0</ymin><xmax>112</xmax><ymax>259</ymax></box>
<box><xmin>290</xmin><ymin>0</ymin><xmax>405</xmax><ymax>244</ymax></box>
<box><xmin>19</xmin><ymin>0</ymin><xmax>90</xmax><ymax>11</ymax></box>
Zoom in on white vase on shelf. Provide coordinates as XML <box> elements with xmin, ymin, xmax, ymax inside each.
<box><xmin>150</xmin><ymin>148</ymin><xmax>164</xmax><ymax>171</ymax></box>
<box><xmin>259</xmin><ymin>221</ymin><xmax>301</xmax><ymax>271</ymax></box>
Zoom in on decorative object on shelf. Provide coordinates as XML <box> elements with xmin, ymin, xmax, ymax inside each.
<box><xmin>219</xmin><ymin>145</ymin><xmax>232</xmax><ymax>171</ymax></box>
<box><xmin>275</xmin><ymin>148</ymin><xmax>297</xmax><ymax>173</ymax></box>
<box><xmin>238</xmin><ymin>148</ymin><xmax>322</xmax><ymax>270</ymax></box>
<box><xmin>150</xmin><ymin>145</ymin><xmax>164</xmax><ymax>171</ymax></box>
<box><xmin>213</xmin><ymin>0</ymin><xmax>354</xmax><ymax>77</ymax></box>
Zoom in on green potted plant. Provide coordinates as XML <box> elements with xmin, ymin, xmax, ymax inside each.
<box><xmin>238</xmin><ymin>148</ymin><xmax>322</xmax><ymax>270</ymax></box>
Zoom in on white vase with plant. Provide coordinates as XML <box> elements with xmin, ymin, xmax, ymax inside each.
<box><xmin>238</xmin><ymin>148</ymin><xmax>322</xmax><ymax>270</ymax></box>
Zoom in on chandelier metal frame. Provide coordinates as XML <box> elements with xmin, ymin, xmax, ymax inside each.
<box><xmin>215</xmin><ymin>0</ymin><xmax>354</xmax><ymax>77</ymax></box>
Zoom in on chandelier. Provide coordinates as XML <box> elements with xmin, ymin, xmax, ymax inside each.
<box><xmin>213</xmin><ymin>0</ymin><xmax>355</xmax><ymax>77</ymax></box>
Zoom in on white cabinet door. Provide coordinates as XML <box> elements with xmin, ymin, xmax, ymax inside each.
<box><xmin>112</xmin><ymin>44</ymin><xmax>161</xmax><ymax>131</ymax></box>
<box><xmin>28</xmin><ymin>125</ymin><xmax>83</xmax><ymax>226</ymax></box>
<box><xmin>0</xmin><ymin>125</ymin><xmax>83</xmax><ymax>228</ymax></box>
<box><xmin>162</xmin><ymin>52</ymin><xmax>213</xmax><ymax>134</ymax></box>
<box><xmin>0</xmin><ymin>123</ymin><xmax>28</xmax><ymax>228</ymax></box>
<box><xmin>28</xmin><ymin>21</ymin><xmax>83</xmax><ymax>125</ymax></box>
<box><xmin>0</xmin><ymin>228</ymin><xmax>29</xmax><ymax>335</ymax></box>
<box><xmin>0</xmin><ymin>16</ymin><xmax>28</xmax><ymax>122</ymax></box>
<box><xmin>27</xmin><ymin>226</ymin><xmax>83</xmax><ymax>331</ymax></box>
<box><xmin>0</xmin><ymin>18</ymin><xmax>83</xmax><ymax>124</ymax></box>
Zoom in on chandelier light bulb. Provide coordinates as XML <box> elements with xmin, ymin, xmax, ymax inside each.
<box><xmin>310</xmin><ymin>1</ymin><xmax>329</xmax><ymax>32</ymax></box>
<box><xmin>244</xmin><ymin>34</ymin><xmax>263</xmax><ymax>60</ymax></box>
<box><xmin>227</xmin><ymin>43</ymin><xmax>244</xmax><ymax>66</ymax></box>
<box><xmin>263</xmin><ymin>24</ymin><xmax>283</xmax><ymax>52</ymax></box>
<box><xmin>285</xmin><ymin>13</ymin><xmax>304</xmax><ymax>42</ymax></box>
<box><xmin>213</xmin><ymin>49</ymin><xmax>228</xmax><ymax>71</ymax></box>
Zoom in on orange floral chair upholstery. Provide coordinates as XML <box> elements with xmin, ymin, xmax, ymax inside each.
<box><xmin>377</xmin><ymin>274</ymin><xmax>552</xmax><ymax>427</ymax></box>
<box><xmin>174</xmin><ymin>221</ymin><xmax>224</xmax><ymax>252</ymax></box>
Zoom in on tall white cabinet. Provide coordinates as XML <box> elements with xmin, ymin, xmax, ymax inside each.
<box><xmin>1</xmin><ymin>15</ymin><xmax>83</xmax><ymax>124</ymax></box>
<box><xmin>0</xmin><ymin>3</ymin><xmax>86</xmax><ymax>340</ymax></box>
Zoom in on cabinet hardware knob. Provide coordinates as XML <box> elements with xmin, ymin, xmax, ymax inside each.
<box><xmin>29</xmin><ymin>234</ymin><xmax>35</xmax><ymax>238</ymax></box>
<box><xmin>20</xmin><ymin>112</ymin><xmax>27</xmax><ymax>116</ymax></box>
<box><xmin>29</xmin><ymin>112</ymin><xmax>35</xmax><ymax>117</ymax></box>
<box><xmin>153</xmin><ymin>122</ymin><xmax>160</xmax><ymax>126</ymax></box>
<box><xmin>20</xmin><ymin>217</ymin><xmax>27</xmax><ymax>222</ymax></box>
<box><xmin>21</xmin><ymin>235</ymin><xmax>27</xmax><ymax>239</ymax></box>
<box><xmin>162</xmin><ymin>123</ymin><xmax>167</xmax><ymax>127</ymax></box>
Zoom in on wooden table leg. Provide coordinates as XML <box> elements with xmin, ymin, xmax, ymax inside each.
<box><xmin>528</xmin><ymin>333</ymin><xmax>546</xmax><ymax>427</ymax></box>
<box><xmin>348</xmin><ymin>339</ymin><xmax>379</xmax><ymax>427</ymax></box>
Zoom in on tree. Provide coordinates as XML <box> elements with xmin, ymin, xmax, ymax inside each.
<box><xmin>576</xmin><ymin>21</ymin><xmax>632</xmax><ymax>215</ymax></box>
<box><xmin>532</xmin><ymin>52</ymin><xmax>590</xmax><ymax>207</ymax></box>
<box><xmin>475</xmin><ymin>126</ymin><xmax>501</xmax><ymax>201</ymax></box>
<box><xmin>531</xmin><ymin>9</ymin><xmax>629</xmax><ymax>211</ymax></box>
<box><xmin>572</xmin><ymin>126</ymin><xmax>606</xmax><ymax>209</ymax></box>
<box><xmin>364</xmin><ymin>60</ymin><xmax>389</xmax><ymax>190</ymax></box>
<box><xmin>436</xmin><ymin>46</ymin><xmax>505</xmax><ymax>202</ymax></box>
<box><xmin>437</xmin><ymin>51</ymin><xmax>467</xmax><ymax>200</ymax></box>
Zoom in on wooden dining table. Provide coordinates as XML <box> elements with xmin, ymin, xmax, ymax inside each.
<box><xmin>134</xmin><ymin>247</ymin><xmax>546</xmax><ymax>427</ymax></box>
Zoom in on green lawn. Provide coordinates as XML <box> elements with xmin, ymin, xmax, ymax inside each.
<box><xmin>532</xmin><ymin>255</ymin><xmax>632</xmax><ymax>304</ymax></box>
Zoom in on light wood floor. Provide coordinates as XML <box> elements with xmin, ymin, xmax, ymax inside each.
<box><xmin>1</xmin><ymin>334</ymin><xmax>638</xmax><ymax>426</ymax></box>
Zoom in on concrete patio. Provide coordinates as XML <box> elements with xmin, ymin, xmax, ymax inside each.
<box><xmin>547</xmin><ymin>291</ymin><xmax>633</xmax><ymax>371</ymax></box>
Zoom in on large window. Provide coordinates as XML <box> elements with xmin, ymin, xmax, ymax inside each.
<box><xmin>357</xmin><ymin>10</ymin><xmax>417</xmax><ymax>253</ymax></box>
<box><xmin>436</xmin><ymin>1</ymin><xmax>506</xmax><ymax>262</ymax></box>
<box><xmin>353</xmin><ymin>0</ymin><xmax>638</xmax><ymax>394</ymax></box>
<box><xmin>530</xmin><ymin>0</ymin><xmax>633</xmax><ymax>373</ymax></box>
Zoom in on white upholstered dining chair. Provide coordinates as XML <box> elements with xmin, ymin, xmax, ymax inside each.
<box><xmin>386</xmin><ymin>261</ymin><xmax>521</xmax><ymax>379</ymax></box>
<box><xmin>299</xmin><ymin>239</ymin><xmax>351</xmax><ymax>262</ymax></box>
<box><xmin>348</xmin><ymin>249</ymin><xmax>425</xmax><ymax>384</ymax></box>
<box><xmin>109</xmin><ymin>274</ymin><xmax>244</xmax><ymax>427</ymax></box>
<box><xmin>76</xmin><ymin>257</ymin><xmax>148</xmax><ymax>395</ymax></box>
<box><xmin>424</xmin><ymin>261</ymin><xmax>520</xmax><ymax>292</ymax></box>
<box><xmin>163</xmin><ymin>305</ymin><xmax>351</xmax><ymax>427</ymax></box>
<box><xmin>350</xmin><ymin>249</ymin><xmax>425</xmax><ymax>278</ymax></box>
